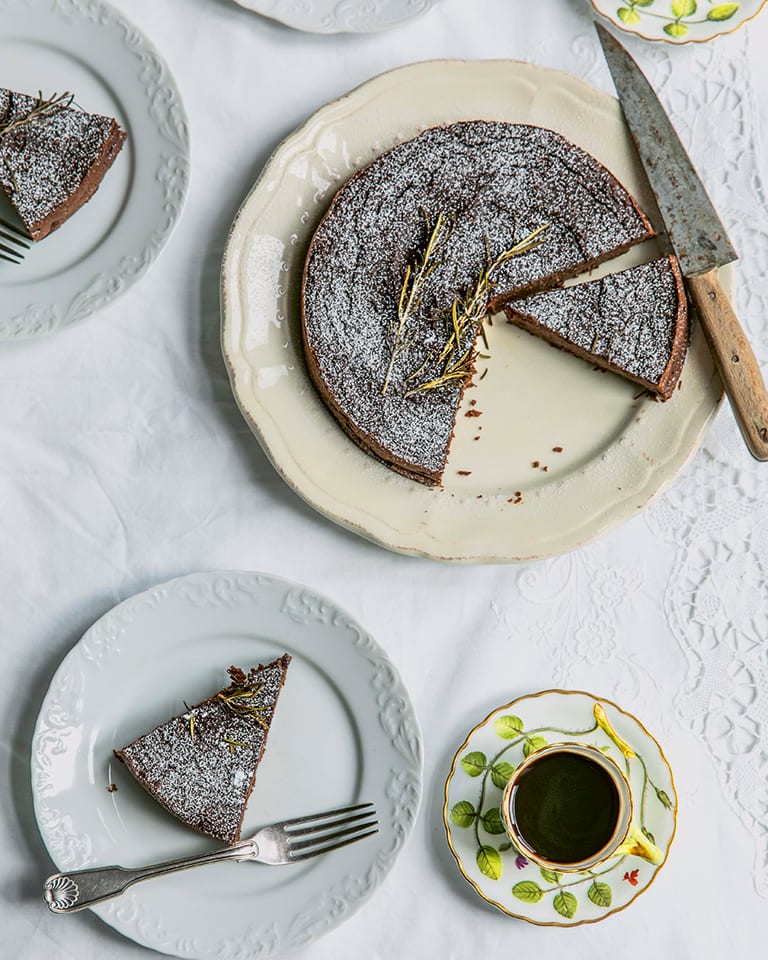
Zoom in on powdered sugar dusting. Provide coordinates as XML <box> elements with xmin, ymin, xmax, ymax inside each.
<box><xmin>303</xmin><ymin>122</ymin><xmax>652</xmax><ymax>481</ymax></box>
<box><xmin>116</xmin><ymin>657</ymin><xmax>290</xmax><ymax>844</ymax></box>
<box><xmin>508</xmin><ymin>258</ymin><xmax>684</xmax><ymax>389</ymax></box>
<box><xmin>0</xmin><ymin>88</ymin><xmax>120</xmax><ymax>233</ymax></box>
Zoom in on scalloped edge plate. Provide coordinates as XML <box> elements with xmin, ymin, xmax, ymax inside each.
<box><xmin>221</xmin><ymin>58</ymin><xmax>725</xmax><ymax>563</ymax></box>
<box><xmin>591</xmin><ymin>0</ymin><xmax>767</xmax><ymax>44</ymax></box>
<box><xmin>231</xmin><ymin>0</ymin><xmax>442</xmax><ymax>34</ymax></box>
<box><xmin>443</xmin><ymin>690</ymin><xmax>677</xmax><ymax>926</ymax></box>
<box><xmin>0</xmin><ymin>0</ymin><xmax>189</xmax><ymax>339</ymax></box>
<box><xmin>31</xmin><ymin>571</ymin><xmax>422</xmax><ymax>958</ymax></box>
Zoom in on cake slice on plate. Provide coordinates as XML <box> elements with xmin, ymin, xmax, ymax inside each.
<box><xmin>115</xmin><ymin>655</ymin><xmax>291</xmax><ymax>844</ymax></box>
<box><xmin>0</xmin><ymin>88</ymin><xmax>126</xmax><ymax>241</ymax></box>
<box><xmin>504</xmin><ymin>257</ymin><xmax>689</xmax><ymax>400</ymax></box>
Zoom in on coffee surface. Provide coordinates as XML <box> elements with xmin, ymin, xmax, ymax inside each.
<box><xmin>511</xmin><ymin>751</ymin><xmax>620</xmax><ymax>864</ymax></box>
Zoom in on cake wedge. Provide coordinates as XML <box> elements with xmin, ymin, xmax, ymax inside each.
<box><xmin>504</xmin><ymin>257</ymin><xmax>689</xmax><ymax>400</ymax></box>
<box><xmin>115</xmin><ymin>655</ymin><xmax>291</xmax><ymax>844</ymax></box>
<box><xmin>0</xmin><ymin>88</ymin><xmax>126</xmax><ymax>242</ymax></box>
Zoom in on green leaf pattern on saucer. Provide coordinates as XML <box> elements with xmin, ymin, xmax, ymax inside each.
<box><xmin>443</xmin><ymin>692</ymin><xmax>678</xmax><ymax>926</ymax></box>
<box><xmin>592</xmin><ymin>0</ymin><xmax>766</xmax><ymax>42</ymax></box>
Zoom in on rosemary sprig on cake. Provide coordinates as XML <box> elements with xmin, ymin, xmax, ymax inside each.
<box><xmin>404</xmin><ymin>222</ymin><xmax>550</xmax><ymax>396</ymax></box>
<box><xmin>381</xmin><ymin>210</ymin><xmax>454</xmax><ymax>395</ymax></box>
<box><xmin>0</xmin><ymin>91</ymin><xmax>74</xmax><ymax>138</ymax></box>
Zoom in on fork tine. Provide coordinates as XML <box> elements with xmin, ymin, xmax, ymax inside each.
<box><xmin>284</xmin><ymin>810</ymin><xmax>376</xmax><ymax>838</ymax></box>
<box><xmin>288</xmin><ymin>826</ymin><xmax>380</xmax><ymax>862</ymax></box>
<box><xmin>0</xmin><ymin>216</ymin><xmax>31</xmax><ymax>244</ymax></box>
<box><xmin>280</xmin><ymin>801</ymin><xmax>374</xmax><ymax>829</ymax></box>
<box><xmin>287</xmin><ymin>818</ymin><xmax>379</xmax><ymax>854</ymax></box>
<box><xmin>0</xmin><ymin>229</ymin><xmax>30</xmax><ymax>250</ymax></box>
<box><xmin>0</xmin><ymin>247</ymin><xmax>23</xmax><ymax>264</ymax></box>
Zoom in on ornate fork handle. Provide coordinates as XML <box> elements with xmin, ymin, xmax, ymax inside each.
<box><xmin>44</xmin><ymin>840</ymin><xmax>257</xmax><ymax>914</ymax></box>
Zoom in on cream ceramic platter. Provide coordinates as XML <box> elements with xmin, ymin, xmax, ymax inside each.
<box><xmin>443</xmin><ymin>691</ymin><xmax>677</xmax><ymax>926</ymax></box>
<box><xmin>221</xmin><ymin>59</ymin><xmax>723</xmax><ymax>563</ymax></box>
<box><xmin>31</xmin><ymin>571</ymin><xmax>422</xmax><ymax>958</ymax></box>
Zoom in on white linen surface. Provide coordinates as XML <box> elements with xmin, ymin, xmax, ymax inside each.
<box><xmin>2</xmin><ymin>0</ymin><xmax>768</xmax><ymax>957</ymax></box>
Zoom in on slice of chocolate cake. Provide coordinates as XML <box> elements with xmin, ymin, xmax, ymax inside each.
<box><xmin>302</xmin><ymin>121</ymin><xmax>655</xmax><ymax>485</ymax></box>
<box><xmin>0</xmin><ymin>88</ymin><xmax>126</xmax><ymax>242</ymax></box>
<box><xmin>115</xmin><ymin>656</ymin><xmax>291</xmax><ymax>844</ymax></box>
<box><xmin>504</xmin><ymin>257</ymin><xmax>689</xmax><ymax>400</ymax></box>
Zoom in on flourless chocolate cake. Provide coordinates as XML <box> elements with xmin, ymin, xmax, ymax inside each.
<box><xmin>302</xmin><ymin>121</ymin><xmax>684</xmax><ymax>485</ymax></box>
<box><xmin>115</xmin><ymin>656</ymin><xmax>291</xmax><ymax>844</ymax></box>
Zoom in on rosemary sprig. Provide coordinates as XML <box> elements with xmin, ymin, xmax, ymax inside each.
<box><xmin>381</xmin><ymin>210</ymin><xmax>453</xmax><ymax>395</ymax></box>
<box><xmin>405</xmin><ymin>221</ymin><xmax>550</xmax><ymax>397</ymax></box>
<box><xmin>218</xmin><ymin>683</ymin><xmax>270</xmax><ymax>729</ymax></box>
<box><xmin>0</xmin><ymin>91</ymin><xmax>74</xmax><ymax>139</ymax></box>
<box><xmin>222</xmin><ymin>737</ymin><xmax>251</xmax><ymax>754</ymax></box>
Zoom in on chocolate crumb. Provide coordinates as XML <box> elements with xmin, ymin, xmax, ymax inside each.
<box><xmin>677</xmin><ymin>380</ymin><xmax>682</xmax><ymax>390</ymax></box>
<box><xmin>107</xmin><ymin>784</ymin><xmax>118</xmax><ymax>793</ymax></box>
<box><xmin>532</xmin><ymin>460</ymin><xmax>540</xmax><ymax>468</ymax></box>
<box><xmin>542</xmin><ymin>465</ymin><xmax>549</xmax><ymax>472</ymax></box>
<box><xmin>457</xmin><ymin>470</ymin><xmax>472</xmax><ymax>475</ymax></box>
<box><xmin>469</xmin><ymin>399</ymin><xmax>477</xmax><ymax>406</ymax></box>
<box><xmin>465</xmin><ymin>409</ymin><xmax>482</xmax><ymax>418</ymax></box>
<box><xmin>474</xmin><ymin>435</ymin><xmax>480</xmax><ymax>441</ymax></box>
<box><xmin>553</xmin><ymin>446</ymin><xmax>563</xmax><ymax>453</ymax></box>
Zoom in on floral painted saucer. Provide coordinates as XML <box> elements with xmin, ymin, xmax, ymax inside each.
<box><xmin>591</xmin><ymin>0</ymin><xmax>766</xmax><ymax>43</ymax></box>
<box><xmin>442</xmin><ymin>691</ymin><xmax>677</xmax><ymax>926</ymax></box>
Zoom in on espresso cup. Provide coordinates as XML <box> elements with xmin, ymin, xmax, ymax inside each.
<box><xmin>501</xmin><ymin>742</ymin><xmax>659</xmax><ymax>873</ymax></box>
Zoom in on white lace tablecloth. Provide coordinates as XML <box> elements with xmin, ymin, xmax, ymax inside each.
<box><xmin>2</xmin><ymin>0</ymin><xmax>768</xmax><ymax>957</ymax></box>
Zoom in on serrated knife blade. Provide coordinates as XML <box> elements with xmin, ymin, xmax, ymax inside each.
<box><xmin>596</xmin><ymin>20</ymin><xmax>768</xmax><ymax>461</ymax></box>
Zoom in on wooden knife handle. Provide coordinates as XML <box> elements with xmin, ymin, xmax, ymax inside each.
<box><xmin>687</xmin><ymin>269</ymin><xmax>768</xmax><ymax>462</ymax></box>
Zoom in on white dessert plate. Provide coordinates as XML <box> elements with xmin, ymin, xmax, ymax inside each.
<box><xmin>591</xmin><ymin>0</ymin><xmax>767</xmax><ymax>43</ymax></box>
<box><xmin>31</xmin><ymin>571</ymin><xmax>422</xmax><ymax>959</ymax></box>
<box><xmin>0</xmin><ymin>0</ymin><xmax>189</xmax><ymax>339</ymax></box>
<box><xmin>221</xmin><ymin>59</ymin><xmax>724</xmax><ymax>563</ymax></box>
<box><xmin>443</xmin><ymin>691</ymin><xmax>677</xmax><ymax>926</ymax></box>
<box><xmin>231</xmin><ymin>0</ymin><xmax>442</xmax><ymax>33</ymax></box>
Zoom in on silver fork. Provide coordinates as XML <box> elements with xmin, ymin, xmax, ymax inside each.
<box><xmin>43</xmin><ymin>802</ymin><xmax>378</xmax><ymax>914</ymax></box>
<box><xmin>0</xmin><ymin>216</ymin><xmax>31</xmax><ymax>264</ymax></box>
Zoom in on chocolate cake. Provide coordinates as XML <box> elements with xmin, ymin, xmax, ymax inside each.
<box><xmin>504</xmin><ymin>257</ymin><xmax>689</xmax><ymax>400</ymax></box>
<box><xmin>302</xmin><ymin>121</ymin><xmax>656</xmax><ymax>485</ymax></box>
<box><xmin>115</xmin><ymin>656</ymin><xmax>291</xmax><ymax>844</ymax></box>
<box><xmin>0</xmin><ymin>88</ymin><xmax>126</xmax><ymax>242</ymax></box>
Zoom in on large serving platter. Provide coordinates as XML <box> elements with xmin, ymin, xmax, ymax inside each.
<box><xmin>221</xmin><ymin>59</ymin><xmax>723</xmax><ymax>562</ymax></box>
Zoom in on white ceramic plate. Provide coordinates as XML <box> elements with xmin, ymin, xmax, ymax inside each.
<box><xmin>443</xmin><ymin>691</ymin><xmax>677</xmax><ymax>926</ymax></box>
<box><xmin>0</xmin><ymin>0</ymin><xmax>189</xmax><ymax>339</ymax></box>
<box><xmin>221</xmin><ymin>59</ymin><xmax>724</xmax><ymax>562</ymax></box>
<box><xmin>232</xmin><ymin>0</ymin><xmax>442</xmax><ymax>33</ymax></box>
<box><xmin>31</xmin><ymin>571</ymin><xmax>422</xmax><ymax>958</ymax></box>
<box><xmin>591</xmin><ymin>0</ymin><xmax>767</xmax><ymax>43</ymax></box>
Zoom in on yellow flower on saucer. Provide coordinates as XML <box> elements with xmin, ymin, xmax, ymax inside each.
<box><xmin>593</xmin><ymin>703</ymin><xmax>636</xmax><ymax>758</ymax></box>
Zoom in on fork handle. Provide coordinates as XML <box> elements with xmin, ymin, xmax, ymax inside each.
<box><xmin>43</xmin><ymin>840</ymin><xmax>257</xmax><ymax>914</ymax></box>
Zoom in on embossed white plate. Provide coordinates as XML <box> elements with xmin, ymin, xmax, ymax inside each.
<box><xmin>443</xmin><ymin>691</ymin><xmax>677</xmax><ymax>926</ymax></box>
<box><xmin>232</xmin><ymin>0</ymin><xmax>442</xmax><ymax>33</ymax></box>
<box><xmin>221</xmin><ymin>59</ymin><xmax>724</xmax><ymax>562</ymax></box>
<box><xmin>31</xmin><ymin>571</ymin><xmax>422</xmax><ymax>958</ymax></box>
<box><xmin>0</xmin><ymin>0</ymin><xmax>189</xmax><ymax>339</ymax></box>
<box><xmin>591</xmin><ymin>0</ymin><xmax>766</xmax><ymax>44</ymax></box>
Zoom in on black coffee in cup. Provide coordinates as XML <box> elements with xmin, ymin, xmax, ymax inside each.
<box><xmin>507</xmin><ymin>748</ymin><xmax>622</xmax><ymax>865</ymax></box>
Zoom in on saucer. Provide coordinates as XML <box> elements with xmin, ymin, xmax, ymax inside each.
<box><xmin>442</xmin><ymin>690</ymin><xmax>677</xmax><ymax>926</ymax></box>
<box><xmin>591</xmin><ymin>0</ymin><xmax>766</xmax><ymax>44</ymax></box>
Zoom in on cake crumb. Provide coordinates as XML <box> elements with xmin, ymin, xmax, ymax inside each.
<box><xmin>457</xmin><ymin>470</ymin><xmax>472</xmax><ymax>476</ymax></box>
<box><xmin>542</xmin><ymin>465</ymin><xmax>549</xmax><ymax>472</ymax></box>
<box><xmin>107</xmin><ymin>784</ymin><xmax>118</xmax><ymax>793</ymax></box>
<box><xmin>474</xmin><ymin>435</ymin><xmax>480</xmax><ymax>441</ymax></box>
<box><xmin>469</xmin><ymin>399</ymin><xmax>477</xmax><ymax>406</ymax></box>
<box><xmin>553</xmin><ymin>446</ymin><xmax>563</xmax><ymax>453</ymax></box>
<box><xmin>532</xmin><ymin>460</ymin><xmax>540</xmax><ymax>468</ymax></box>
<box><xmin>465</xmin><ymin>409</ymin><xmax>482</xmax><ymax>418</ymax></box>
